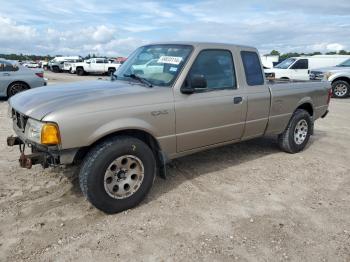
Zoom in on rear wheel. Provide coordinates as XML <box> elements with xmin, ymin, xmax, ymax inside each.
<box><xmin>332</xmin><ymin>80</ymin><xmax>349</xmax><ymax>98</ymax></box>
<box><xmin>79</xmin><ymin>136</ymin><xmax>156</xmax><ymax>214</ymax></box>
<box><xmin>108</xmin><ymin>68</ymin><xmax>116</xmax><ymax>76</ymax></box>
<box><xmin>7</xmin><ymin>82</ymin><xmax>29</xmax><ymax>97</ymax></box>
<box><xmin>76</xmin><ymin>67</ymin><xmax>85</xmax><ymax>76</ymax></box>
<box><xmin>52</xmin><ymin>66</ymin><xmax>60</xmax><ymax>73</ymax></box>
<box><xmin>278</xmin><ymin>109</ymin><xmax>312</xmax><ymax>153</ymax></box>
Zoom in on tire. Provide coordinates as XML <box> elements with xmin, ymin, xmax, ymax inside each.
<box><xmin>108</xmin><ymin>68</ymin><xmax>116</xmax><ymax>76</ymax></box>
<box><xmin>332</xmin><ymin>80</ymin><xmax>349</xmax><ymax>98</ymax></box>
<box><xmin>52</xmin><ymin>66</ymin><xmax>60</xmax><ymax>73</ymax></box>
<box><xmin>278</xmin><ymin>109</ymin><xmax>312</xmax><ymax>153</ymax></box>
<box><xmin>69</xmin><ymin>68</ymin><xmax>75</xmax><ymax>74</ymax></box>
<box><xmin>76</xmin><ymin>68</ymin><xmax>85</xmax><ymax>76</ymax></box>
<box><xmin>7</xmin><ymin>82</ymin><xmax>29</xmax><ymax>97</ymax></box>
<box><xmin>79</xmin><ymin>136</ymin><xmax>156</xmax><ymax>214</ymax></box>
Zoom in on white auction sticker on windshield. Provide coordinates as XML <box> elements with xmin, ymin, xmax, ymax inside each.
<box><xmin>157</xmin><ymin>56</ymin><xmax>182</xmax><ymax>65</ymax></box>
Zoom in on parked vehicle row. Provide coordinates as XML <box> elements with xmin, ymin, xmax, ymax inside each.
<box><xmin>46</xmin><ymin>56</ymin><xmax>124</xmax><ymax>76</ymax></box>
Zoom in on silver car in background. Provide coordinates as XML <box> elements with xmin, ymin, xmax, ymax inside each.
<box><xmin>0</xmin><ymin>59</ymin><xmax>47</xmax><ymax>98</ymax></box>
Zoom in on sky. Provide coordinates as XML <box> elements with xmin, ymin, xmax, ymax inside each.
<box><xmin>0</xmin><ymin>0</ymin><xmax>350</xmax><ymax>57</ymax></box>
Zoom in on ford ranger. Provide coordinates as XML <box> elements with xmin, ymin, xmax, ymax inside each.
<box><xmin>7</xmin><ymin>42</ymin><xmax>331</xmax><ymax>213</ymax></box>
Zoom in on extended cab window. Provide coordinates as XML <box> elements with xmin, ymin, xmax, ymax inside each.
<box><xmin>291</xmin><ymin>59</ymin><xmax>308</xmax><ymax>69</ymax></box>
<box><xmin>189</xmin><ymin>50</ymin><xmax>236</xmax><ymax>89</ymax></box>
<box><xmin>241</xmin><ymin>51</ymin><xmax>264</xmax><ymax>86</ymax></box>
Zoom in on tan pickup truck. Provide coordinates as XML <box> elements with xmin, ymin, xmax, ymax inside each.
<box><xmin>7</xmin><ymin>42</ymin><xmax>331</xmax><ymax>213</ymax></box>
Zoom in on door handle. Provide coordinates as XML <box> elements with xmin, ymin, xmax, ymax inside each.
<box><xmin>233</xmin><ymin>96</ymin><xmax>243</xmax><ymax>104</ymax></box>
<box><xmin>2</xmin><ymin>73</ymin><xmax>10</xmax><ymax>76</ymax></box>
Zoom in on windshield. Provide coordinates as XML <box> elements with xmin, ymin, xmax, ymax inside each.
<box><xmin>274</xmin><ymin>58</ymin><xmax>296</xmax><ymax>69</ymax></box>
<box><xmin>115</xmin><ymin>44</ymin><xmax>193</xmax><ymax>87</ymax></box>
<box><xmin>336</xmin><ymin>59</ymin><xmax>350</xmax><ymax>67</ymax></box>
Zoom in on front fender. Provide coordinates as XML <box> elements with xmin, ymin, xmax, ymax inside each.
<box><xmin>328</xmin><ymin>73</ymin><xmax>350</xmax><ymax>83</ymax></box>
<box><xmin>87</xmin><ymin>117</ymin><xmax>158</xmax><ymax>146</ymax></box>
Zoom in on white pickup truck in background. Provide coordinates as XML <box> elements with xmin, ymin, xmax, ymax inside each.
<box><xmin>72</xmin><ymin>58</ymin><xmax>122</xmax><ymax>76</ymax></box>
<box><xmin>265</xmin><ymin>55</ymin><xmax>350</xmax><ymax>80</ymax></box>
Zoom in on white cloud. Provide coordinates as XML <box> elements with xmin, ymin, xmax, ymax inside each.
<box><xmin>326</xmin><ymin>43</ymin><xmax>346</xmax><ymax>52</ymax></box>
<box><xmin>0</xmin><ymin>0</ymin><xmax>350</xmax><ymax>56</ymax></box>
<box><xmin>0</xmin><ymin>16</ymin><xmax>37</xmax><ymax>42</ymax></box>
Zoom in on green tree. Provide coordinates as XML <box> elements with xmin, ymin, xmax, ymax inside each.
<box><xmin>270</xmin><ymin>50</ymin><xmax>280</xmax><ymax>56</ymax></box>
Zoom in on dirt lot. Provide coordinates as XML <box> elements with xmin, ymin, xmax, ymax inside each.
<box><xmin>0</xmin><ymin>71</ymin><xmax>349</xmax><ymax>261</ymax></box>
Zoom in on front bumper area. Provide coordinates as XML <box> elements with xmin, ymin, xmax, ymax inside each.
<box><xmin>7</xmin><ymin>136</ymin><xmax>78</xmax><ymax>169</ymax></box>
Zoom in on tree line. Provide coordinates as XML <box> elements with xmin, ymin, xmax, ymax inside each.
<box><xmin>0</xmin><ymin>53</ymin><xmax>101</xmax><ymax>61</ymax></box>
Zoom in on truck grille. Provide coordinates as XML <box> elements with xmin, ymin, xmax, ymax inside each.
<box><xmin>12</xmin><ymin>109</ymin><xmax>28</xmax><ymax>131</ymax></box>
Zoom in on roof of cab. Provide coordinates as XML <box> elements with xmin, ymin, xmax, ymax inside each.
<box><xmin>142</xmin><ymin>41</ymin><xmax>256</xmax><ymax>51</ymax></box>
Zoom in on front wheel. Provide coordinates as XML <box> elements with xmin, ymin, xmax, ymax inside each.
<box><xmin>332</xmin><ymin>80</ymin><xmax>349</xmax><ymax>98</ymax></box>
<box><xmin>79</xmin><ymin>136</ymin><xmax>156</xmax><ymax>214</ymax></box>
<box><xmin>76</xmin><ymin>68</ymin><xmax>85</xmax><ymax>76</ymax></box>
<box><xmin>278</xmin><ymin>109</ymin><xmax>312</xmax><ymax>153</ymax></box>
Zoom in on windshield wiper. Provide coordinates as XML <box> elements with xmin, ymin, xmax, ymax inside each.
<box><xmin>123</xmin><ymin>74</ymin><xmax>153</xmax><ymax>87</ymax></box>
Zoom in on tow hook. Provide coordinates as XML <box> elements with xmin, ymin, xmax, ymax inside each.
<box><xmin>19</xmin><ymin>153</ymin><xmax>46</xmax><ymax>169</ymax></box>
<box><xmin>19</xmin><ymin>153</ymin><xmax>32</xmax><ymax>169</ymax></box>
<box><xmin>7</xmin><ymin>136</ymin><xmax>21</xmax><ymax>147</ymax></box>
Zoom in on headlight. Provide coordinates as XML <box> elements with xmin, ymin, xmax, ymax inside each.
<box><xmin>24</xmin><ymin>118</ymin><xmax>61</xmax><ymax>145</ymax></box>
<box><xmin>325</xmin><ymin>72</ymin><xmax>333</xmax><ymax>80</ymax></box>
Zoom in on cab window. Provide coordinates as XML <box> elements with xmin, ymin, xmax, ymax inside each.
<box><xmin>291</xmin><ymin>59</ymin><xmax>308</xmax><ymax>69</ymax></box>
<box><xmin>241</xmin><ymin>51</ymin><xmax>264</xmax><ymax>86</ymax></box>
<box><xmin>189</xmin><ymin>50</ymin><xmax>236</xmax><ymax>90</ymax></box>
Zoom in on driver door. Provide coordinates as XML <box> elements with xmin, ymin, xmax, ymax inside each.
<box><xmin>290</xmin><ymin>59</ymin><xmax>309</xmax><ymax>80</ymax></box>
<box><xmin>175</xmin><ymin>49</ymin><xmax>246</xmax><ymax>152</ymax></box>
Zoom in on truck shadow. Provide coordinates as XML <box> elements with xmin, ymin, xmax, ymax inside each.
<box><xmin>64</xmin><ymin>133</ymin><xmax>323</xmax><ymax>205</ymax></box>
<box><xmin>144</xmin><ymin>136</ymin><xmax>281</xmax><ymax>205</ymax></box>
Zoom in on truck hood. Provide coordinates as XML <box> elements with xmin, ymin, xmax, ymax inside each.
<box><xmin>9</xmin><ymin>80</ymin><xmax>158</xmax><ymax>120</ymax></box>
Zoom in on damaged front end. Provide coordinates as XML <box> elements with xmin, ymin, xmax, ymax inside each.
<box><xmin>7</xmin><ymin>135</ymin><xmax>59</xmax><ymax>169</ymax></box>
<box><xmin>7</xmin><ymin>107</ymin><xmax>77</xmax><ymax>169</ymax></box>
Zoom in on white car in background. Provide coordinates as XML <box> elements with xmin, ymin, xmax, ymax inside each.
<box><xmin>131</xmin><ymin>59</ymin><xmax>164</xmax><ymax>75</ymax></box>
<box><xmin>49</xmin><ymin>56</ymin><xmax>82</xmax><ymax>73</ymax></box>
<box><xmin>63</xmin><ymin>58</ymin><xmax>84</xmax><ymax>73</ymax></box>
<box><xmin>0</xmin><ymin>59</ymin><xmax>47</xmax><ymax>98</ymax></box>
<box><xmin>22</xmin><ymin>61</ymin><xmax>40</xmax><ymax>68</ymax></box>
<box><xmin>310</xmin><ymin>58</ymin><xmax>350</xmax><ymax>98</ymax></box>
<box><xmin>74</xmin><ymin>58</ymin><xmax>122</xmax><ymax>76</ymax></box>
<box><xmin>265</xmin><ymin>55</ymin><xmax>350</xmax><ymax>80</ymax></box>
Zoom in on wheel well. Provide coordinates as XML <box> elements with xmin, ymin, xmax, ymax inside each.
<box><xmin>296</xmin><ymin>103</ymin><xmax>313</xmax><ymax>116</ymax></box>
<box><xmin>332</xmin><ymin>77</ymin><xmax>350</xmax><ymax>86</ymax></box>
<box><xmin>74</xmin><ymin>129</ymin><xmax>162</xmax><ymax>164</ymax></box>
<box><xmin>7</xmin><ymin>81</ymin><xmax>30</xmax><ymax>95</ymax></box>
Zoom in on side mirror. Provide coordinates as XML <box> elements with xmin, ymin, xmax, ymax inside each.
<box><xmin>86</xmin><ymin>61</ymin><xmax>91</xmax><ymax>64</ymax></box>
<box><xmin>191</xmin><ymin>74</ymin><xmax>207</xmax><ymax>89</ymax></box>
<box><xmin>181</xmin><ymin>74</ymin><xmax>207</xmax><ymax>94</ymax></box>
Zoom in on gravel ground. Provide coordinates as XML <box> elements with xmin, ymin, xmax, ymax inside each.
<box><xmin>0</xmin><ymin>71</ymin><xmax>349</xmax><ymax>261</ymax></box>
